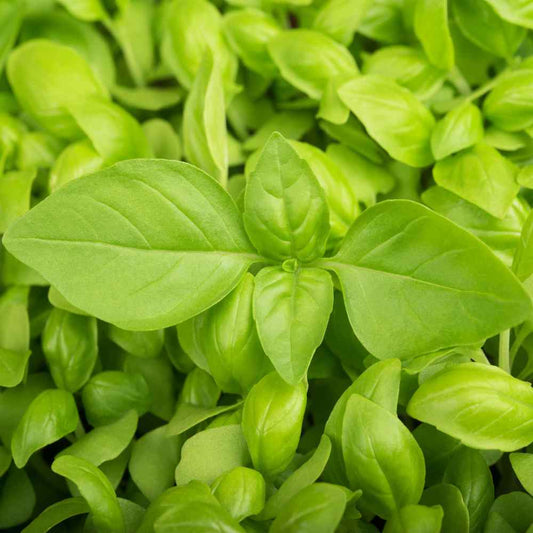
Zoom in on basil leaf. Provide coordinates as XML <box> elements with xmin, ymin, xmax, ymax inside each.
<box><xmin>82</xmin><ymin>371</ymin><xmax>151</xmax><ymax>427</ymax></box>
<box><xmin>22</xmin><ymin>497</ymin><xmax>89</xmax><ymax>533</ymax></box>
<box><xmin>452</xmin><ymin>0</ymin><xmax>526</xmax><ymax>58</ymax></box>
<box><xmin>443</xmin><ymin>448</ymin><xmax>494</xmax><ymax>532</ymax></box>
<box><xmin>407</xmin><ymin>363</ymin><xmax>533</xmax><ymax>451</ymax></box>
<box><xmin>142</xmin><ymin>119</ymin><xmax>182</xmax><ymax>161</ymax></box>
<box><xmin>319</xmin><ymin>200</ymin><xmax>530</xmax><ymax>360</ymax></box>
<box><xmin>420</xmin><ymin>483</ymin><xmax>469</xmax><ymax>533</ymax></box>
<box><xmin>341</xmin><ymin>393</ymin><xmax>425</xmax><ymax>519</ymax></box>
<box><xmin>431</xmin><ymin>103</ymin><xmax>484</xmax><ymax>160</ymax></box>
<box><xmin>383</xmin><ymin>504</ymin><xmax>444</xmax><ymax>533</ymax></box>
<box><xmin>242</xmin><ymin>372</ymin><xmax>307</xmax><ymax>478</ymax></box>
<box><xmin>244</xmin><ymin>132</ymin><xmax>330</xmax><ymax>262</ymax></box>
<box><xmin>254</xmin><ymin>266</ymin><xmax>333</xmax><ymax>385</ymax></box>
<box><xmin>175</xmin><ymin>424</ymin><xmax>250</xmax><ymax>486</ymax></box>
<box><xmin>0</xmin><ymin>169</ymin><xmax>36</xmax><ymax>233</ymax></box>
<box><xmin>183</xmin><ymin>51</ymin><xmax>228</xmax><ymax>186</ymax></box>
<box><xmin>414</xmin><ymin>0</ymin><xmax>454</xmax><ymax>70</ymax></box>
<box><xmin>0</xmin><ymin>467</ymin><xmax>35</xmax><ymax>529</ymax></box>
<box><xmin>129</xmin><ymin>426</ymin><xmax>181</xmax><ymax>501</ymax></box>
<box><xmin>57</xmin><ymin>410</ymin><xmax>138</xmax><ymax>466</ymax></box>
<box><xmin>107</xmin><ymin>326</ymin><xmax>163</xmax><ymax>359</ymax></box>
<box><xmin>3</xmin><ymin>160</ymin><xmax>260</xmax><ymax>330</ymax></box>
<box><xmin>261</xmin><ymin>434</ymin><xmax>331</xmax><ymax>520</ymax></box>
<box><xmin>211</xmin><ymin>467</ymin><xmax>265</xmax><ymax>522</ymax></box>
<box><xmin>484</xmin><ymin>492</ymin><xmax>533</xmax><ymax>533</ymax></box>
<box><xmin>11</xmin><ymin>388</ymin><xmax>79</xmax><ymax>468</ymax></box>
<box><xmin>510</xmin><ymin>453</ymin><xmax>533</xmax><ymax>497</ymax></box>
<box><xmin>270</xmin><ymin>483</ymin><xmax>347</xmax><ymax>533</ymax></box>
<box><xmin>42</xmin><ymin>308</ymin><xmax>98</xmax><ymax>392</ymax></box>
<box><xmin>268</xmin><ymin>29</ymin><xmax>358</xmax><ymax>101</ymax></box>
<box><xmin>483</xmin><ymin>70</ymin><xmax>533</xmax><ymax>132</ymax></box>
<box><xmin>52</xmin><ymin>455</ymin><xmax>124</xmax><ymax>533</ymax></box>
<box><xmin>481</xmin><ymin>0</ymin><xmax>533</xmax><ymax>29</ymax></box>
<box><xmin>338</xmin><ymin>75</ymin><xmax>435</xmax><ymax>167</ymax></box>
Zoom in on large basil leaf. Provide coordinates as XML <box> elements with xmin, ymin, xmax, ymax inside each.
<box><xmin>253</xmin><ymin>266</ymin><xmax>334</xmax><ymax>385</ymax></box>
<box><xmin>481</xmin><ymin>0</ymin><xmax>533</xmax><ymax>29</ymax></box>
<box><xmin>317</xmin><ymin>200</ymin><xmax>530</xmax><ymax>360</ymax></box>
<box><xmin>338</xmin><ymin>75</ymin><xmax>435</xmax><ymax>167</ymax></box>
<box><xmin>407</xmin><ymin>363</ymin><xmax>533</xmax><ymax>451</ymax></box>
<box><xmin>3</xmin><ymin>159</ymin><xmax>261</xmax><ymax>331</ymax></box>
<box><xmin>342</xmin><ymin>393</ymin><xmax>425</xmax><ymax>519</ymax></box>
<box><xmin>244</xmin><ymin>132</ymin><xmax>330</xmax><ymax>262</ymax></box>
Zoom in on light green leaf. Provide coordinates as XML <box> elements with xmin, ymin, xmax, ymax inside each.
<box><xmin>11</xmin><ymin>389</ymin><xmax>79</xmax><ymax>468</ymax></box>
<box><xmin>183</xmin><ymin>51</ymin><xmax>228</xmax><ymax>185</ymax></box>
<box><xmin>363</xmin><ymin>45</ymin><xmax>447</xmax><ymax>100</ymax></box>
<box><xmin>82</xmin><ymin>371</ymin><xmax>150</xmax><ymax>427</ymax></box>
<box><xmin>267</xmin><ymin>29</ymin><xmax>358</xmax><ymax>100</ymax></box>
<box><xmin>0</xmin><ymin>1</ymin><xmax>22</xmax><ymax>76</ymax></box>
<box><xmin>338</xmin><ymin>75</ymin><xmax>435</xmax><ymax>167</ymax></box>
<box><xmin>0</xmin><ymin>169</ymin><xmax>36</xmax><ymax>233</ymax></box>
<box><xmin>222</xmin><ymin>8</ymin><xmax>280</xmax><ymax>76</ymax></box>
<box><xmin>22</xmin><ymin>497</ymin><xmax>89</xmax><ymax>533</ymax></box>
<box><xmin>483</xmin><ymin>70</ymin><xmax>533</xmax><ymax>132</ymax></box>
<box><xmin>166</xmin><ymin>402</ymin><xmax>242</xmax><ymax>437</ymax></box>
<box><xmin>129</xmin><ymin>426</ymin><xmax>181</xmax><ymax>501</ymax></box>
<box><xmin>52</xmin><ymin>455</ymin><xmax>124</xmax><ymax>533</ymax></box>
<box><xmin>7</xmin><ymin>40</ymin><xmax>108</xmax><ymax>139</ymax></box>
<box><xmin>253</xmin><ymin>266</ymin><xmax>333</xmax><ymax>385</ymax></box>
<box><xmin>142</xmin><ymin>119</ymin><xmax>182</xmax><ymax>160</ymax></box>
<box><xmin>433</xmin><ymin>143</ymin><xmax>519</xmax><ymax>218</ymax></box>
<box><xmin>452</xmin><ymin>0</ymin><xmax>526</xmax><ymax>58</ymax></box>
<box><xmin>260</xmin><ymin>435</ymin><xmax>332</xmax><ymax>520</ymax></box>
<box><xmin>318</xmin><ymin>200</ymin><xmax>530</xmax><ymax>360</ymax></box>
<box><xmin>108</xmin><ymin>326</ymin><xmax>163</xmax><ymax>359</ymax></box>
<box><xmin>484</xmin><ymin>492</ymin><xmax>533</xmax><ymax>533</ymax></box>
<box><xmin>481</xmin><ymin>0</ymin><xmax>533</xmax><ymax>29</ymax></box>
<box><xmin>431</xmin><ymin>103</ymin><xmax>484</xmax><ymax>160</ymax></box>
<box><xmin>270</xmin><ymin>483</ymin><xmax>347</xmax><ymax>533</ymax></box>
<box><xmin>244</xmin><ymin>132</ymin><xmax>330</xmax><ymax>262</ymax></box>
<box><xmin>42</xmin><ymin>308</ymin><xmax>98</xmax><ymax>392</ymax></box>
<box><xmin>175</xmin><ymin>424</ymin><xmax>250</xmax><ymax>486</ymax></box>
<box><xmin>242</xmin><ymin>372</ymin><xmax>307</xmax><ymax>478</ymax></box>
<box><xmin>414</xmin><ymin>0</ymin><xmax>454</xmax><ymax>70</ymax></box>
<box><xmin>407</xmin><ymin>363</ymin><xmax>533</xmax><ymax>451</ymax></box>
<box><xmin>342</xmin><ymin>393</ymin><xmax>425</xmax><ymax>518</ymax></box>
<box><xmin>58</xmin><ymin>410</ymin><xmax>138</xmax><ymax>466</ymax></box>
<box><xmin>312</xmin><ymin>0</ymin><xmax>373</xmax><ymax>45</ymax></box>
<box><xmin>212</xmin><ymin>467</ymin><xmax>265</xmax><ymax>522</ymax></box>
<box><xmin>420</xmin><ymin>483</ymin><xmax>469</xmax><ymax>533</ymax></box>
<box><xmin>383</xmin><ymin>504</ymin><xmax>444</xmax><ymax>533</ymax></box>
<box><xmin>56</xmin><ymin>0</ymin><xmax>107</xmax><ymax>21</ymax></box>
<box><xmin>510</xmin><ymin>453</ymin><xmax>533</xmax><ymax>497</ymax></box>
<box><xmin>112</xmin><ymin>86</ymin><xmax>181</xmax><ymax>111</ymax></box>
<box><xmin>443</xmin><ymin>448</ymin><xmax>494</xmax><ymax>532</ymax></box>
<box><xmin>358</xmin><ymin>0</ymin><xmax>407</xmax><ymax>44</ymax></box>
<box><xmin>3</xmin><ymin>160</ymin><xmax>260</xmax><ymax>331</ymax></box>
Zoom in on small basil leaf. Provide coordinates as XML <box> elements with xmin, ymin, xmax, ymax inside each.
<box><xmin>212</xmin><ymin>467</ymin><xmax>265</xmax><ymax>522</ymax></box>
<box><xmin>268</xmin><ymin>29</ymin><xmax>358</xmax><ymax>101</ymax></box>
<box><xmin>107</xmin><ymin>325</ymin><xmax>163</xmax><ymax>359</ymax></box>
<box><xmin>183</xmin><ymin>51</ymin><xmax>228</xmax><ymax>186</ymax></box>
<box><xmin>0</xmin><ymin>467</ymin><xmax>35</xmax><ymax>529</ymax></box>
<box><xmin>244</xmin><ymin>132</ymin><xmax>330</xmax><ymax>262</ymax></box>
<box><xmin>175</xmin><ymin>424</ymin><xmax>250</xmax><ymax>486</ymax></box>
<box><xmin>484</xmin><ymin>492</ymin><xmax>533</xmax><ymax>533</ymax></box>
<box><xmin>420</xmin><ymin>483</ymin><xmax>469</xmax><ymax>533</ymax></box>
<box><xmin>414</xmin><ymin>0</ymin><xmax>454</xmax><ymax>70</ymax></box>
<box><xmin>82</xmin><ymin>371</ymin><xmax>151</xmax><ymax>427</ymax></box>
<box><xmin>21</xmin><ymin>497</ymin><xmax>89</xmax><ymax>533</ymax></box>
<box><xmin>431</xmin><ymin>103</ymin><xmax>484</xmax><ymax>160</ymax></box>
<box><xmin>443</xmin><ymin>448</ymin><xmax>494</xmax><ymax>532</ymax></box>
<box><xmin>269</xmin><ymin>483</ymin><xmax>347</xmax><ymax>533</ymax></box>
<box><xmin>142</xmin><ymin>119</ymin><xmax>182</xmax><ymax>161</ymax></box>
<box><xmin>254</xmin><ymin>266</ymin><xmax>333</xmax><ymax>385</ymax></box>
<box><xmin>11</xmin><ymin>388</ymin><xmax>79</xmax><ymax>468</ymax></box>
<box><xmin>0</xmin><ymin>169</ymin><xmax>37</xmax><ymax>233</ymax></box>
<box><xmin>42</xmin><ymin>308</ymin><xmax>98</xmax><ymax>392</ymax></box>
<box><xmin>338</xmin><ymin>75</ymin><xmax>435</xmax><ymax>167</ymax></box>
<box><xmin>129</xmin><ymin>426</ymin><xmax>181</xmax><ymax>502</ymax></box>
<box><xmin>260</xmin><ymin>434</ymin><xmax>331</xmax><ymax>520</ymax></box>
<box><xmin>383</xmin><ymin>504</ymin><xmax>444</xmax><ymax>533</ymax></box>
<box><xmin>242</xmin><ymin>372</ymin><xmax>307</xmax><ymax>478</ymax></box>
<box><xmin>407</xmin><ymin>363</ymin><xmax>533</xmax><ymax>451</ymax></box>
<box><xmin>342</xmin><ymin>393</ymin><xmax>425</xmax><ymax>519</ymax></box>
<box><xmin>57</xmin><ymin>410</ymin><xmax>138</xmax><ymax>466</ymax></box>
<box><xmin>510</xmin><ymin>453</ymin><xmax>533</xmax><ymax>497</ymax></box>
<box><xmin>52</xmin><ymin>455</ymin><xmax>124</xmax><ymax>533</ymax></box>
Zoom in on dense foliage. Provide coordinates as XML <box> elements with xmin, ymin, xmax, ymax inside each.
<box><xmin>2</xmin><ymin>0</ymin><xmax>533</xmax><ymax>531</ymax></box>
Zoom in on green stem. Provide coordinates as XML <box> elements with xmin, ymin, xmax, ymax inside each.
<box><xmin>510</xmin><ymin>323</ymin><xmax>532</xmax><ymax>367</ymax></box>
<box><xmin>448</xmin><ymin>67</ymin><xmax>471</xmax><ymax>97</ymax></box>
<box><xmin>499</xmin><ymin>329</ymin><xmax>511</xmax><ymax>373</ymax></box>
